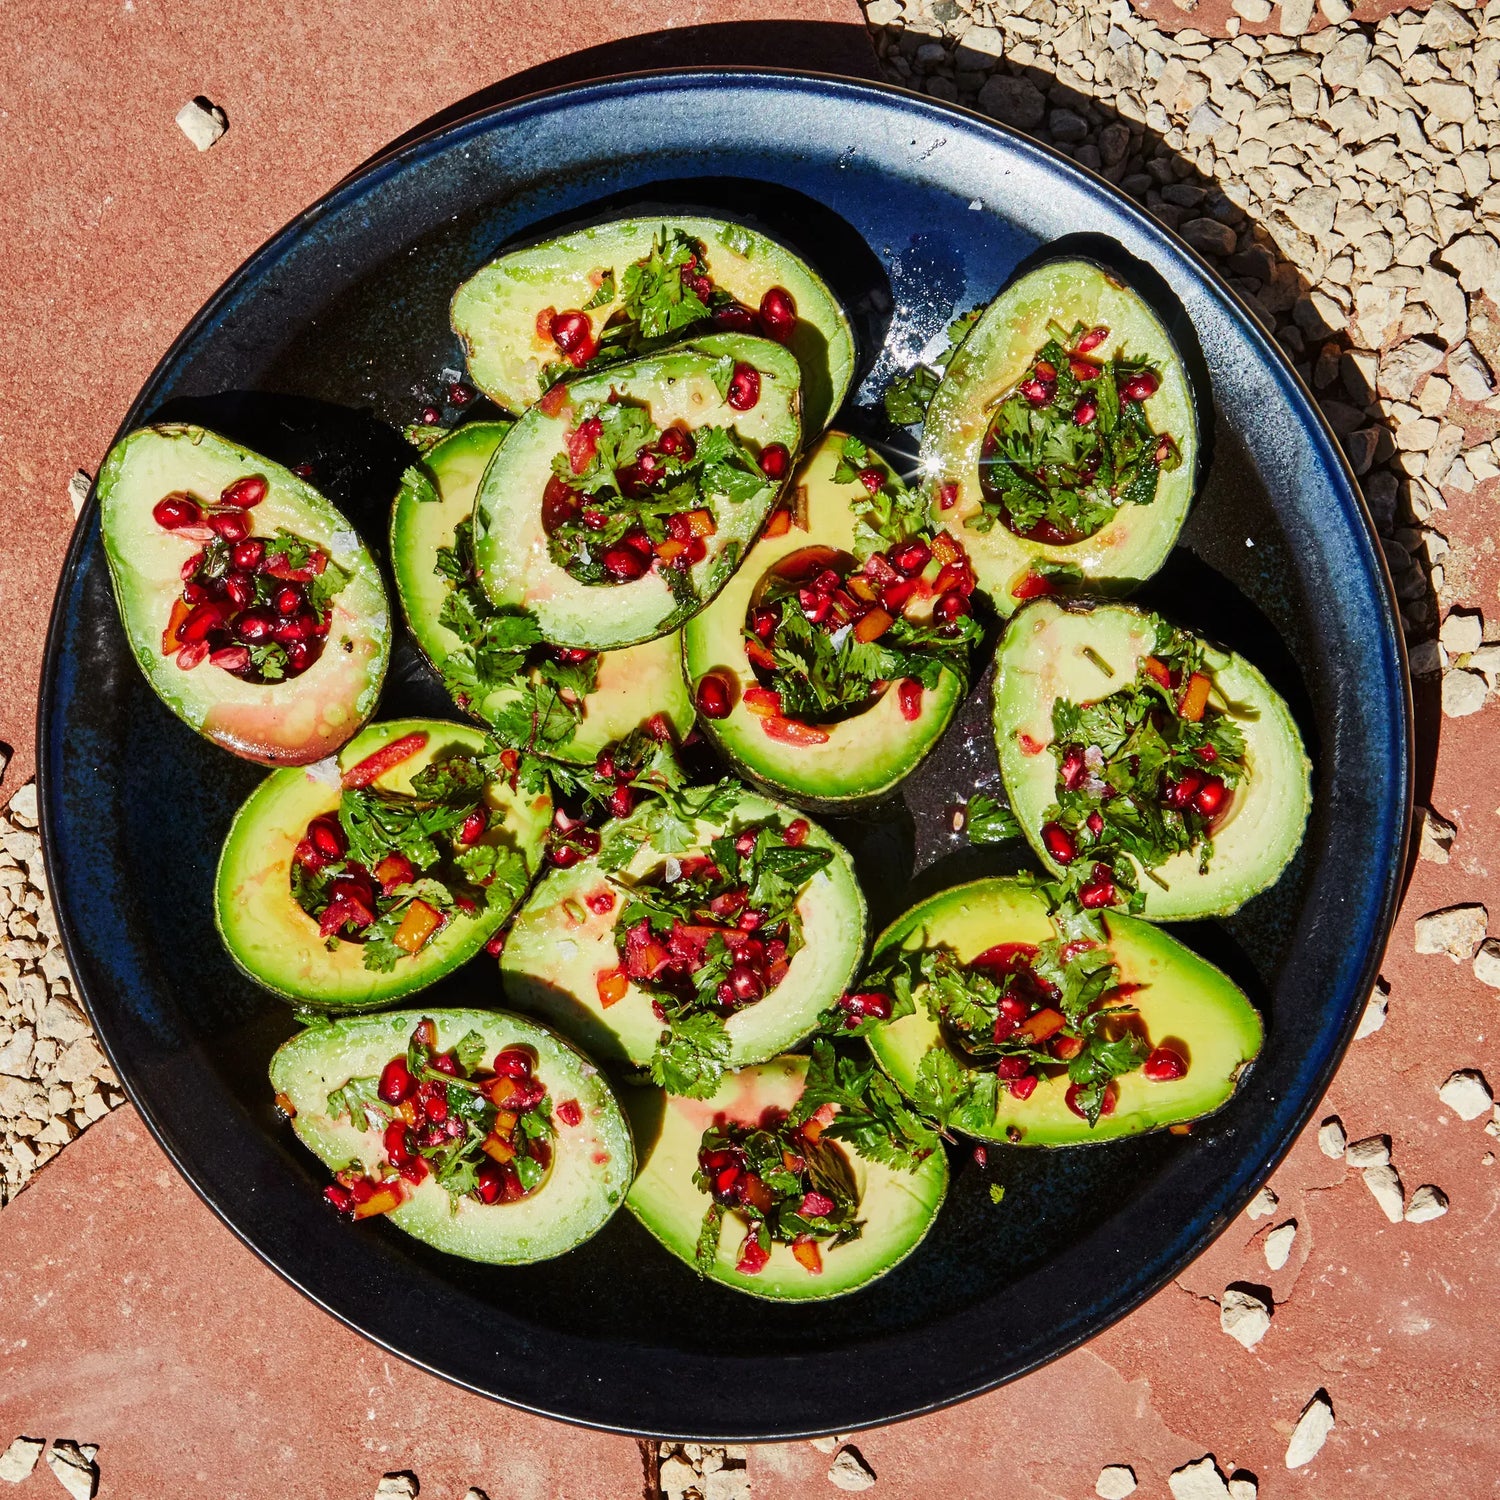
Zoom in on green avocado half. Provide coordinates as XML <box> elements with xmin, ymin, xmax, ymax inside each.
<box><xmin>993</xmin><ymin>598</ymin><xmax>1312</xmax><ymax>920</ymax></box>
<box><xmin>499</xmin><ymin>787</ymin><xmax>865</xmax><ymax>1076</ymax></box>
<box><xmin>389</xmin><ymin>422</ymin><xmax>693</xmax><ymax>758</ymax></box>
<box><xmin>681</xmin><ymin>431</ymin><xmax>967</xmax><ymax>810</ymax></box>
<box><xmin>473</xmin><ymin>334</ymin><xmax>802</xmax><ymax>652</ymax></box>
<box><xmin>864</xmin><ymin>879</ymin><xmax>1264</xmax><ymax>1146</ymax></box>
<box><xmin>271</xmin><ymin>1007</ymin><xmax>634</xmax><ymax>1264</ymax></box>
<box><xmin>450</xmin><ymin>215</ymin><xmax>855</xmax><ymax>434</ymax></box>
<box><xmin>622</xmin><ymin>1055</ymin><xmax>948</xmax><ymax>1300</ymax></box>
<box><xmin>98</xmin><ymin>424</ymin><xmax>389</xmax><ymax>765</ymax></box>
<box><xmin>919</xmin><ymin>258</ymin><xmax>1198</xmax><ymax>613</ymax></box>
<box><xmin>216</xmin><ymin>719</ymin><xmax>552</xmax><ymax>1010</ymax></box>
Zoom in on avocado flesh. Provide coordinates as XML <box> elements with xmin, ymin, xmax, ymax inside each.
<box><xmin>622</xmin><ymin>1055</ymin><xmax>948</xmax><ymax>1300</ymax></box>
<box><xmin>500</xmin><ymin>787</ymin><xmax>866</xmax><ymax>1072</ymax></box>
<box><xmin>919</xmin><ymin>259</ymin><xmax>1198</xmax><ymax>613</ymax></box>
<box><xmin>215</xmin><ymin>719</ymin><xmax>551</xmax><ymax>1009</ymax></box>
<box><xmin>864</xmin><ymin>879</ymin><xmax>1264</xmax><ymax>1146</ymax></box>
<box><xmin>681</xmin><ymin>431</ymin><xmax>966</xmax><ymax>809</ymax></box>
<box><xmin>270</xmin><ymin>1007</ymin><xmax>634</xmax><ymax>1264</ymax></box>
<box><xmin>993</xmin><ymin>598</ymin><xmax>1312</xmax><ymax>920</ymax></box>
<box><xmin>450</xmin><ymin>215</ymin><xmax>855</xmax><ymax>435</ymax></box>
<box><xmin>473</xmin><ymin>335</ymin><xmax>801</xmax><ymax>652</ymax></box>
<box><xmin>98</xmin><ymin>424</ymin><xmax>390</xmax><ymax>766</ymax></box>
<box><xmin>390</xmin><ymin>422</ymin><xmax>693</xmax><ymax>760</ymax></box>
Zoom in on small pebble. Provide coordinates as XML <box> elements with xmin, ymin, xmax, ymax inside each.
<box><xmin>1355</xmin><ymin>982</ymin><xmax>1388</xmax><ymax>1039</ymax></box>
<box><xmin>1414</xmin><ymin>905</ymin><xmax>1488</xmax><ymax>963</ymax></box>
<box><xmin>827</xmin><ymin>1445</ymin><xmax>877</xmax><ymax>1492</ymax></box>
<box><xmin>1245</xmin><ymin>1186</ymin><xmax>1278</xmax><ymax>1220</ymax></box>
<box><xmin>1405</xmin><ymin>1184</ymin><xmax>1449</xmax><ymax>1223</ymax></box>
<box><xmin>1416</xmin><ymin>807</ymin><xmax>1456</xmax><ymax>864</ymax></box>
<box><xmin>1285</xmin><ymin>1391</ymin><xmax>1335</xmax><ymax>1469</ymax></box>
<box><xmin>1363</xmin><ymin>1163</ymin><xmax>1405</xmax><ymax>1222</ymax></box>
<box><xmin>1473</xmin><ymin>940</ymin><xmax>1500</xmax><ymax>991</ymax></box>
<box><xmin>1227</xmin><ymin>1476</ymin><xmax>1258</xmax><ymax>1500</ymax></box>
<box><xmin>0</xmin><ymin>1437</ymin><xmax>44</xmax><ymax>1482</ymax></box>
<box><xmin>1096</xmin><ymin>1464</ymin><xmax>1138</xmax><ymax>1499</ymax></box>
<box><xmin>1264</xmin><ymin>1220</ymin><xmax>1297</xmax><ymax>1271</ymax></box>
<box><xmin>1344</xmin><ymin>1135</ymin><xmax>1390</xmax><ymax>1169</ymax></box>
<box><xmin>175</xmin><ymin>97</ymin><xmax>228</xmax><ymax>151</ymax></box>
<box><xmin>375</xmin><ymin>1476</ymin><xmax>418</xmax><ymax>1500</ymax></box>
<box><xmin>1168</xmin><ymin>1455</ymin><xmax>1230</xmax><ymax>1500</ymax></box>
<box><xmin>1317</xmin><ymin>1116</ymin><xmax>1346</xmax><ymax>1159</ymax></box>
<box><xmin>45</xmin><ymin>1443</ymin><xmax>98</xmax><ymax>1500</ymax></box>
<box><xmin>1438</xmin><ymin>1070</ymin><xmax>1494</xmax><ymax>1121</ymax></box>
<box><xmin>1220</xmin><ymin>1285</ymin><xmax>1273</xmax><ymax>1349</ymax></box>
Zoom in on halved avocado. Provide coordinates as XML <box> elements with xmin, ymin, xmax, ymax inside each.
<box><xmin>865</xmin><ymin>879</ymin><xmax>1263</xmax><ymax>1146</ymax></box>
<box><xmin>473</xmin><ymin>334</ymin><xmax>801</xmax><ymax>651</ymax></box>
<box><xmin>681</xmin><ymin>431</ymin><xmax>967</xmax><ymax>809</ymax></box>
<box><xmin>98</xmin><ymin>424</ymin><xmax>389</xmax><ymax>765</ymax></box>
<box><xmin>622</xmin><ymin>1055</ymin><xmax>947</xmax><ymax>1300</ymax></box>
<box><xmin>994</xmin><ymin>598</ymin><xmax>1311</xmax><ymax>920</ymax></box>
<box><xmin>390</xmin><ymin>422</ymin><xmax>693</xmax><ymax>759</ymax></box>
<box><xmin>271</xmin><ymin>1008</ymin><xmax>634</xmax><ymax>1263</ymax></box>
<box><xmin>499</xmin><ymin>787</ymin><xmax>865</xmax><ymax>1074</ymax></box>
<box><xmin>216</xmin><ymin>720</ymin><xmax>551</xmax><ymax>1009</ymax></box>
<box><xmin>451</xmin><ymin>216</ymin><xmax>855</xmax><ymax>434</ymax></box>
<box><xmin>920</xmin><ymin>259</ymin><xmax>1198</xmax><ymax>612</ymax></box>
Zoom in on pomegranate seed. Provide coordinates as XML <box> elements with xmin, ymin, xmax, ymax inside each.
<box><xmin>1069</xmin><ymin>356</ymin><xmax>1101</xmax><ymax>382</ymax></box>
<box><xmin>749</xmin><ymin>605</ymin><xmax>778</xmax><ymax>640</ymax></box>
<box><xmin>856</xmin><ymin>467</ymin><xmax>885</xmax><ymax>495</ymax></box>
<box><xmin>231</xmin><ymin>539</ymin><xmax>265</xmax><ymax>570</ymax></box>
<box><xmin>1009</xmin><ymin>1075</ymin><xmax>1039</xmax><ymax>1100</ymax></box>
<box><xmin>998</xmin><ymin>995</ymin><xmax>1030</xmax><ymax>1022</ymax></box>
<box><xmin>209</xmin><ymin>645</ymin><xmax>250</xmax><ymax>672</ymax></box>
<box><xmin>695</xmin><ymin>673</ymin><xmax>733</xmax><ymax>720</ymax></box>
<box><xmin>1163</xmin><ymin>772</ymin><xmax>1205</xmax><ymax>811</ymax></box>
<box><xmin>180</xmin><ymin>552</ymin><xmax>204</xmax><ymax>581</ymax></box>
<box><xmin>1077</xmin><ymin>864</ymin><xmax>1119</xmax><ymax>909</ymax></box>
<box><xmin>1192</xmin><ymin>777</ymin><xmax>1228</xmax><ymax>818</ymax></box>
<box><xmin>180</xmin><ymin>580</ymin><xmax>211</xmax><ymax>605</ymax></box>
<box><xmin>736</xmin><ymin>1238</ymin><xmax>771</xmax><ymax>1275</ymax></box>
<box><xmin>727</xmin><ymin>964</ymin><xmax>764</xmax><ymax>1003</ymax></box>
<box><xmin>758</xmin><ymin>443</ymin><xmax>791</xmax><ymax>480</ymax></box>
<box><xmin>448</xmin><ymin>382</ymin><xmax>472</xmax><ymax>406</ymax></box>
<box><xmin>1086</xmin><ymin>810</ymin><xmax>1104</xmax><ymax>836</ymax></box>
<box><xmin>153</xmin><ymin>495</ymin><xmax>201</xmax><ymax>529</ymax></box>
<box><xmin>179</xmin><ymin>601</ymin><xmax>226</xmax><ymax>643</ymax></box>
<box><xmin>458</xmin><ymin>807</ymin><xmax>489</xmax><ymax>845</ymax></box>
<box><xmin>995</xmin><ymin>1055</ymin><xmax>1030</xmax><ymax>1080</ymax></box>
<box><xmin>1041</xmin><ymin>821</ymin><xmax>1077</xmax><ymax>863</ymax></box>
<box><xmin>420</xmin><ymin>405</ymin><xmax>442</xmax><ymax>425</ymax></box>
<box><xmin>933</xmin><ymin>590</ymin><xmax>970</xmax><ymax>629</ymax></box>
<box><xmin>713</xmin><ymin>303</ymin><xmax>759</xmax><ymax>333</ymax></box>
<box><xmin>1195</xmin><ymin>744</ymin><xmax>1218</xmax><ymax>764</ymax></box>
<box><xmin>383</xmin><ymin>1119</ymin><xmax>416</xmax><ymax>1166</ymax></box>
<box><xmin>937</xmin><ymin>481</ymin><xmax>958</xmax><ymax>510</ymax></box>
<box><xmin>889</xmin><ymin>539</ymin><xmax>930</xmax><ymax>576</ymax></box>
<box><xmin>972</xmin><ymin>1146</ymin><xmax>988</xmax><ymax>1167</ymax></box>
<box><xmin>557</xmin><ymin>1099</ymin><xmax>584</xmax><ymax>1127</ymax></box>
<box><xmin>291</xmin><ymin>463</ymin><xmax>316</xmax><ymax>480</ymax></box>
<box><xmin>549</xmin><ymin>842</ymin><xmax>584</xmax><ymax>869</ymax></box>
<box><xmin>585</xmin><ymin>890</ymin><xmax>616</xmax><ymax>915</ymax></box>
<box><xmin>208</xmin><ymin>511</ymin><xmax>250</xmax><ymax>542</ymax></box>
<box><xmin>484</xmin><ymin>931</ymin><xmax>506</xmax><ymax>957</ymax></box>
<box><xmin>492</xmin><ymin>1048</ymin><xmax>533</xmax><ymax>1080</ymax></box>
<box><xmin>1066</xmin><ymin>1082</ymin><xmax>1117</xmax><ymax>1118</ymax></box>
<box><xmin>378</xmin><ymin>1056</ymin><xmax>415</xmax><ymax>1103</ymax></box>
<box><xmin>799</xmin><ymin>1190</ymin><xmax>836</xmax><ymax>1218</ymax></box>
<box><xmin>274</xmin><ymin>585</ymin><xmax>302</xmax><ymax>616</ymax></box>
<box><xmin>1074</xmin><ymin>398</ymin><xmax>1098</xmax><ymax>426</ymax></box>
<box><xmin>1121</xmin><ymin>370</ymin><xmax>1159</xmax><ymax>402</ymax></box>
<box><xmin>551</xmin><ymin>309</ymin><xmax>594</xmax><ymax>355</ymax></box>
<box><xmin>897</xmin><ymin>679</ymin><xmax>923</xmax><ymax>721</ymax></box>
<box><xmin>476</xmin><ymin>1162</ymin><xmax>504</xmax><ymax>1205</ymax></box>
<box><xmin>1143</xmin><ymin>1045</ymin><xmax>1188</xmax><ymax>1082</ymax></box>
<box><xmin>798</xmin><ymin>587</ymin><xmax>830</xmax><ymax>624</ymax></box>
<box><xmin>726</xmin><ymin>364</ymin><xmax>761</xmax><ymax>411</ymax></box>
<box><xmin>1059</xmin><ymin>745</ymin><xmax>1086</xmax><ymax>790</ymax></box>
<box><xmin>286</xmin><ymin>640</ymin><xmax>312</xmax><ymax>672</ymax></box>
<box><xmin>175</xmin><ymin>639</ymin><xmax>209</xmax><ymax>670</ymax></box>
<box><xmin>1019</xmin><ymin>378</ymin><xmax>1052</xmax><ymax>406</ymax></box>
<box><xmin>323</xmin><ymin>1184</ymin><xmax>355</xmax><ymax>1215</ymax></box>
<box><xmin>235</xmin><ymin>608</ymin><xmax>276</xmax><ymax>643</ymax></box>
<box><xmin>1075</xmin><ymin>325</ymin><xmax>1110</xmax><ymax>354</ymax></box>
<box><xmin>609</xmin><ymin>784</ymin><xmax>635</xmax><ymax>819</ymax></box>
<box><xmin>219</xmin><ymin>475</ymin><xmax>268</xmax><ymax>509</ymax></box>
<box><xmin>603</xmin><ymin>546</ymin><xmax>648</xmax><ymax>581</ymax></box>
<box><xmin>657</xmin><ymin>426</ymin><xmax>695</xmax><ymax>460</ymax></box>
<box><xmin>758</xmin><ymin>286</ymin><xmax>797</xmax><ymax>342</ymax></box>
<box><xmin>784</xmin><ymin>818</ymin><xmax>809</xmax><ymax>847</ymax></box>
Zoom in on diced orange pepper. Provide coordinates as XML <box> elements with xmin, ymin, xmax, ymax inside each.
<box><xmin>1010</xmin><ymin>570</ymin><xmax>1058</xmax><ymax>601</ymax></box>
<box><xmin>745</xmin><ymin>637</ymin><xmax>777</xmax><ymax>671</ymax></box>
<box><xmin>1142</xmin><ymin>656</ymin><xmax>1172</xmax><ymax>687</ymax></box>
<box><xmin>494</xmin><ymin>1110</ymin><xmax>519</xmax><ymax>1133</ymax></box>
<box><xmin>743</xmin><ymin>686</ymin><xmax>783</xmax><ymax>718</ymax></box>
<box><xmin>846</xmin><ymin>575</ymin><xmax>878</xmax><ymax>603</ymax></box>
<box><xmin>1016</xmin><ymin>1007</ymin><xmax>1067</xmax><ymax>1044</ymax></box>
<box><xmin>392</xmin><ymin>899</ymin><xmax>443</xmax><ymax>955</ymax></box>
<box><xmin>853</xmin><ymin>607</ymin><xmax>894</xmax><ymax>643</ymax></box>
<box><xmin>596</xmin><ymin>966</ymin><xmax>629</xmax><ymax>1008</ymax></box>
<box><xmin>655</xmin><ymin>538</ymin><xmax>688</xmax><ymax>563</ymax></box>
<box><xmin>353</xmin><ymin>1183</ymin><xmax>405</xmax><ymax>1219</ymax></box>
<box><xmin>412</xmin><ymin>1018</ymin><xmax>438</xmax><ymax>1049</ymax></box>
<box><xmin>374</xmin><ymin>854</ymin><xmax>412</xmax><ymax>890</ymax></box>
<box><xmin>1051</xmin><ymin>1033</ymin><xmax>1084</xmax><ymax>1062</ymax></box>
<box><xmin>398</xmin><ymin>1098</ymin><xmax>419</xmax><ymax>1126</ymax></box>
<box><xmin>1177</xmin><ymin>671</ymin><xmax>1212</xmax><ymax>722</ymax></box>
<box><xmin>762</xmin><ymin>716</ymin><xmax>831</xmax><ymax>746</ymax></box>
<box><xmin>342</xmin><ymin>732</ymin><xmax>430</xmax><ymax>788</ymax></box>
<box><xmin>162</xmin><ymin>597</ymin><xmax>192</xmax><ymax>655</ymax></box>
<box><xmin>929</xmin><ymin>530</ymin><xmax>961</xmax><ymax>567</ymax></box>
<box><xmin>740</xmin><ymin>1175</ymin><xmax>776</xmax><ymax>1214</ymax></box>
<box><xmin>274</xmin><ymin>1091</ymin><xmax>297</xmax><ymax>1119</ymax></box>
<box><xmin>791</xmin><ymin>1235</ymin><xmax>824</xmax><ymax>1274</ymax></box>
<box><xmin>536</xmin><ymin>381</ymin><xmax>571</xmax><ymax>418</ymax></box>
<box><xmin>481</xmin><ymin>1132</ymin><xmax>516</xmax><ymax>1164</ymax></box>
<box><xmin>763</xmin><ymin>507</ymin><xmax>792</xmax><ymax>537</ymax></box>
<box><xmin>684</xmin><ymin>508</ymin><xmax>716</xmax><ymax>538</ymax></box>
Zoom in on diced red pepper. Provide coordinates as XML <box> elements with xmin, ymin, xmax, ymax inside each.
<box><xmin>761</xmin><ymin>716</ymin><xmax>830</xmax><ymax>746</ymax></box>
<box><xmin>341</xmin><ymin>732</ymin><xmax>429</xmax><ymax>788</ymax></box>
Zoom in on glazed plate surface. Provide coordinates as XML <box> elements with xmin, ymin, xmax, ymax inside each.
<box><xmin>39</xmin><ymin>70</ymin><xmax>1409</xmax><ymax>1438</ymax></box>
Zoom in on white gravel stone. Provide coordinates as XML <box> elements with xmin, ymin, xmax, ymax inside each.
<box><xmin>462</xmin><ymin>1489</ymin><xmax>490</xmax><ymax>1500</ymax></box>
<box><xmin>1264</xmin><ymin>1220</ymin><xmax>1297</xmax><ymax>1271</ymax></box>
<box><xmin>0</xmin><ymin>1437</ymin><xmax>43</xmax><ymax>1482</ymax></box>
<box><xmin>660</xmin><ymin>1456</ymin><xmax>698</xmax><ymax>1497</ymax></box>
<box><xmin>1379</xmin><ymin>337</ymin><xmax>1447</xmax><ymax>401</ymax></box>
<box><xmin>1279</xmin><ymin>0</ymin><xmax>1315</xmax><ymax>37</ymax></box>
<box><xmin>1405</xmin><ymin>1184</ymin><xmax>1449</xmax><ymax>1223</ymax></box>
<box><xmin>1417</xmin><ymin>806</ymin><xmax>1456</xmax><ymax>864</ymax></box>
<box><xmin>1447</xmin><ymin>342</ymin><xmax>1495</xmax><ymax>402</ymax></box>
<box><xmin>67</xmin><ymin>470</ymin><xmax>91</xmax><ymax>517</ymax></box>
<box><xmin>1168</xmin><ymin>1455</ymin><xmax>1230</xmax><ymax>1500</ymax></box>
<box><xmin>375</xmin><ymin>1477</ymin><xmax>418</xmax><ymax>1500</ymax></box>
<box><xmin>1473</xmin><ymin>940</ymin><xmax>1500</xmax><ymax>991</ymax></box>
<box><xmin>175</xmin><ymin>97</ymin><xmax>228</xmax><ymax>151</ymax></box>
<box><xmin>827</xmin><ymin>1446</ymin><xmax>877</xmax><ymax>1491</ymax></box>
<box><xmin>1285</xmin><ymin>1391</ymin><xmax>1335</xmax><ymax>1468</ymax></box>
<box><xmin>1439</xmin><ymin>1069</ymin><xmax>1493</xmax><ymax>1121</ymax></box>
<box><xmin>1245</xmin><ymin>1185</ymin><xmax>1278</xmax><ymax>1220</ymax></box>
<box><xmin>1356</xmin><ymin>983</ymin><xmax>1389</xmax><ymax>1039</ymax></box>
<box><xmin>45</xmin><ymin>1443</ymin><xmax>98</xmax><ymax>1500</ymax></box>
<box><xmin>1441</xmin><ymin>233</ymin><xmax>1500</xmax><ymax>298</ymax></box>
<box><xmin>1346</xmin><ymin>1135</ymin><xmax>1391</xmax><ymax>1168</ymax></box>
<box><xmin>1227</xmin><ymin>1477</ymin><xmax>1258</xmax><ymax>1500</ymax></box>
<box><xmin>1414</xmin><ymin>904</ymin><xmax>1488</xmax><ymax>961</ymax></box>
<box><xmin>1318</xmin><ymin>1116</ymin><xmax>1347</xmax><ymax>1158</ymax></box>
<box><xmin>1220</xmin><ymin>1285</ymin><xmax>1273</xmax><ymax>1348</ymax></box>
<box><xmin>1096</xmin><ymin>1465</ymin><xmax>1138</xmax><ymax>1499</ymax></box>
<box><xmin>704</xmin><ymin>1469</ymin><xmax>751</xmax><ymax>1500</ymax></box>
<box><xmin>1441</xmin><ymin>669</ymin><xmax>1488</xmax><ymax>718</ymax></box>
<box><xmin>1440</xmin><ymin>609</ymin><xmax>1484</xmax><ymax>657</ymax></box>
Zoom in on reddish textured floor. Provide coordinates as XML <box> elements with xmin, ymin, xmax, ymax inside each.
<box><xmin>4</xmin><ymin>4</ymin><xmax>1499</xmax><ymax>1497</ymax></box>
<box><xmin>1128</xmin><ymin>0</ymin><xmax>1431</xmax><ymax>39</ymax></box>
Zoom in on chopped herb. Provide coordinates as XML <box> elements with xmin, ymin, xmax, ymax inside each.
<box><xmin>965</xmin><ymin>791</ymin><xmax>1022</xmax><ymax>845</ymax></box>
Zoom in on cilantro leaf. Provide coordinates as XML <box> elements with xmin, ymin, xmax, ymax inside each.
<box><xmin>965</xmin><ymin>791</ymin><xmax>1022</xmax><ymax>845</ymax></box>
<box><xmin>650</xmin><ymin>1012</ymin><xmax>733</xmax><ymax>1098</ymax></box>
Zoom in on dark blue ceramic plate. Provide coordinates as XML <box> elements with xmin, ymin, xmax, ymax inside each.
<box><xmin>38</xmin><ymin>70</ymin><xmax>1409</xmax><ymax>1439</ymax></box>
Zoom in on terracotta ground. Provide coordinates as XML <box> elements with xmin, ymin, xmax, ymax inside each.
<box><xmin>3</xmin><ymin>1</ymin><xmax>1499</xmax><ymax>1496</ymax></box>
